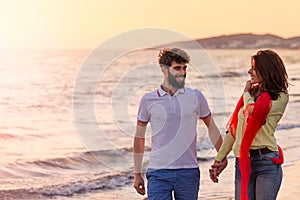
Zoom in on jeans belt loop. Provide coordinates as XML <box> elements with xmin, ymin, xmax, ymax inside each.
<box><xmin>259</xmin><ymin>148</ymin><xmax>262</xmax><ymax>156</ymax></box>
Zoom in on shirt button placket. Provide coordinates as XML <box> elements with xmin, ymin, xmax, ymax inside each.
<box><xmin>170</xmin><ymin>96</ymin><xmax>176</xmax><ymax>113</ymax></box>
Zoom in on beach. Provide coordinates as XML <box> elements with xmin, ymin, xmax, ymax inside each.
<box><xmin>76</xmin><ymin>128</ymin><xmax>300</xmax><ymax>200</ymax></box>
<box><xmin>0</xmin><ymin>48</ymin><xmax>299</xmax><ymax>200</ymax></box>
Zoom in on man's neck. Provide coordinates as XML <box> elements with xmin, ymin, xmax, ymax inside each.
<box><xmin>162</xmin><ymin>82</ymin><xmax>179</xmax><ymax>96</ymax></box>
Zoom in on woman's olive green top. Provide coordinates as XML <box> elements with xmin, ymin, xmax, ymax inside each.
<box><xmin>216</xmin><ymin>92</ymin><xmax>289</xmax><ymax>161</ymax></box>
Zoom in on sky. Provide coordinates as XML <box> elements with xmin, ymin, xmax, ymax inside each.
<box><xmin>0</xmin><ymin>0</ymin><xmax>299</xmax><ymax>50</ymax></box>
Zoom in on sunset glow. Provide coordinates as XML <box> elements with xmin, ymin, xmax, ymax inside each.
<box><xmin>1</xmin><ymin>0</ymin><xmax>299</xmax><ymax>49</ymax></box>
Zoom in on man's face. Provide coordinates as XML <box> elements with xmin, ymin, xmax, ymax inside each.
<box><xmin>167</xmin><ymin>61</ymin><xmax>187</xmax><ymax>88</ymax></box>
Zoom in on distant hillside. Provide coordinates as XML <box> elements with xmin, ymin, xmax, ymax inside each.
<box><xmin>168</xmin><ymin>33</ymin><xmax>300</xmax><ymax>49</ymax></box>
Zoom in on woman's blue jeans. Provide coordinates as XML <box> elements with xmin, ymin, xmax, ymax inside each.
<box><xmin>235</xmin><ymin>152</ymin><xmax>282</xmax><ymax>200</ymax></box>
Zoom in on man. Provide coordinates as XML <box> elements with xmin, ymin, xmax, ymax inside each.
<box><xmin>133</xmin><ymin>48</ymin><xmax>224</xmax><ymax>199</ymax></box>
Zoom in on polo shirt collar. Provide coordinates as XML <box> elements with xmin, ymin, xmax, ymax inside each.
<box><xmin>157</xmin><ymin>85</ymin><xmax>185</xmax><ymax>97</ymax></box>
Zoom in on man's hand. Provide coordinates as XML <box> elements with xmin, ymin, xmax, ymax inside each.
<box><xmin>209</xmin><ymin>158</ymin><xmax>228</xmax><ymax>183</ymax></box>
<box><xmin>134</xmin><ymin>173</ymin><xmax>145</xmax><ymax>195</ymax></box>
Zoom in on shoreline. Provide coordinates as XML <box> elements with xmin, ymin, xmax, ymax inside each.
<box><xmin>76</xmin><ymin>157</ymin><xmax>300</xmax><ymax>200</ymax></box>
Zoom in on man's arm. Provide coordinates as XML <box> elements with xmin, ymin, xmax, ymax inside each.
<box><xmin>133</xmin><ymin>120</ymin><xmax>147</xmax><ymax>195</ymax></box>
<box><xmin>202</xmin><ymin>114</ymin><xmax>230</xmax><ymax>183</ymax></box>
<box><xmin>201</xmin><ymin>113</ymin><xmax>223</xmax><ymax>151</ymax></box>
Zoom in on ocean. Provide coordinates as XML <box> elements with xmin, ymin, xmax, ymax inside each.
<box><xmin>0</xmin><ymin>48</ymin><xmax>299</xmax><ymax>200</ymax></box>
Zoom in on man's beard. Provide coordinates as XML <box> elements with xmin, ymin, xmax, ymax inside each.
<box><xmin>168</xmin><ymin>70</ymin><xmax>186</xmax><ymax>88</ymax></box>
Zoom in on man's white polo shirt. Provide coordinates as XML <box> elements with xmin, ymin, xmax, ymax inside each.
<box><xmin>138</xmin><ymin>86</ymin><xmax>211</xmax><ymax>169</ymax></box>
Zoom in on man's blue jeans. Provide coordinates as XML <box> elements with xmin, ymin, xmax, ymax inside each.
<box><xmin>146</xmin><ymin>168</ymin><xmax>200</xmax><ymax>200</ymax></box>
<box><xmin>235</xmin><ymin>152</ymin><xmax>282</xmax><ymax>200</ymax></box>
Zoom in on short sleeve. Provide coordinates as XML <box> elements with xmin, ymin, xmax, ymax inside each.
<box><xmin>137</xmin><ymin>95</ymin><xmax>150</xmax><ymax>122</ymax></box>
<box><xmin>194</xmin><ymin>89</ymin><xmax>211</xmax><ymax>119</ymax></box>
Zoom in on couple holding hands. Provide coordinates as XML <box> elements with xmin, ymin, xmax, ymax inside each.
<box><xmin>134</xmin><ymin>48</ymin><xmax>289</xmax><ymax>200</ymax></box>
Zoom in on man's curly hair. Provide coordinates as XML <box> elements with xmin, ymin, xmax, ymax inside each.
<box><xmin>158</xmin><ymin>48</ymin><xmax>190</xmax><ymax>67</ymax></box>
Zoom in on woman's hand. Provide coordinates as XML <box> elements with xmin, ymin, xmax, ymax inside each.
<box><xmin>209</xmin><ymin>158</ymin><xmax>228</xmax><ymax>183</ymax></box>
<box><xmin>244</xmin><ymin>80</ymin><xmax>252</xmax><ymax>93</ymax></box>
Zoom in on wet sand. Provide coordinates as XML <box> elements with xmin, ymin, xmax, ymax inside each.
<box><xmin>84</xmin><ymin>158</ymin><xmax>299</xmax><ymax>200</ymax></box>
<box><xmin>81</xmin><ymin>128</ymin><xmax>300</xmax><ymax>200</ymax></box>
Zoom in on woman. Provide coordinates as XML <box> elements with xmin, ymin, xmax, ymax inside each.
<box><xmin>210</xmin><ymin>50</ymin><xmax>289</xmax><ymax>200</ymax></box>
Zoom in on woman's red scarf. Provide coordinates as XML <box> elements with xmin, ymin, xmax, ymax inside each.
<box><xmin>228</xmin><ymin>92</ymin><xmax>284</xmax><ymax>200</ymax></box>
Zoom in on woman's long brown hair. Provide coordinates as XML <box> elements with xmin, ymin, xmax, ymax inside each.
<box><xmin>252</xmin><ymin>49</ymin><xmax>289</xmax><ymax>100</ymax></box>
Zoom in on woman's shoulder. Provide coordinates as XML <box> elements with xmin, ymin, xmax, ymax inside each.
<box><xmin>278</xmin><ymin>92</ymin><xmax>289</xmax><ymax>101</ymax></box>
<box><xmin>272</xmin><ymin>92</ymin><xmax>289</xmax><ymax>106</ymax></box>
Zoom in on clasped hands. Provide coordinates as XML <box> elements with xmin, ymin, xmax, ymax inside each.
<box><xmin>209</xmin><ymin>158</ymin><xmax>228</xmax><ymax>183</ymax></box>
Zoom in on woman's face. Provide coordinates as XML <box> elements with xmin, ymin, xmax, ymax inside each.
<box><xmin>248</xmin><ymin>58</ymin><xmax>262</xmax><ymax>84</ymax></box>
